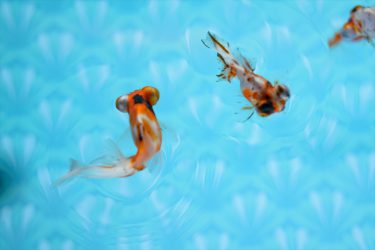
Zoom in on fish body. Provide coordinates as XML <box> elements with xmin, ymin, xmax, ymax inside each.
<box><xmin>203</xmin><ymin>32</ymin><xmax>290</xmax><ymax>117</ymax></box>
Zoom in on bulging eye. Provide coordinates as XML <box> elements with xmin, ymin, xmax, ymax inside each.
<box><xmin>143</xmin><ymin>86</ymin><xmax>160</xmax><ymax>105</ymax></box>
<box><xmin>276</xmin><ymin>84</ymin><xmax>290</xmax><ymax>99</ymax></box>
<box><xmin>116</xmin><ymin>95</ymin><xmax>128</xmax><ymax>112</ymax></box>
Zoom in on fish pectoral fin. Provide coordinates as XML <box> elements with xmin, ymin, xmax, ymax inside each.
<box><xmin>159</xmin><ymin>121</ymin><xmax>168</xmax><ymax>132</ymax></box>
<box><xmin>241</xmin><ymin>106</ymin><xmax>254</xmax><ymax>110</ymax></box>
<box><xmin>146</xmin><ymin>150</ymin><xmax>165</xmax><ymax>175</ymax></box>
<box><xmin>242</xmin><ymin>110</ymin><xmax>255</xmax><ymax>122</ymax></box>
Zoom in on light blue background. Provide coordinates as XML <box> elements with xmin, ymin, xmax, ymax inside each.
<box><xmin>0</xmin><ymin>0</ymin><xmax>374</xmax><ymax>249</ymax></box>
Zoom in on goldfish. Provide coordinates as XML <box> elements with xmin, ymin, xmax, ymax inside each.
<box><xmin>329</xmin><ymin>5</ymin><xmax>375</xmax><ymax>48</ymax></box>
<box><xmin>203</xmin><ymin>32</ymin><xmax>290</xmax><ymax>118</ymax></box>
<box><xmin>56</xmin><ymin>86</ymin><xmax>161</xmax><ymax>185</ymax></box>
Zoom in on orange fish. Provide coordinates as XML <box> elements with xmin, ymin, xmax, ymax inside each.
<box><xmin>203</xmin><ymin>32</ymin><xmax>290</xmax><ymax>118</ymax></box>
<box><xmin>56</xmin><ymin>86</ymin><xmax>161</xmax><ymax>184</ymax></box>
<box><xmin>329</xmin><ymin>5</ymin><xmax>375</xmax><ymax>47</ymax></box>
<box><xmin>115</xmin><ymin>86</ymin><xmax>162</xmax><ymax>170</ymax></box>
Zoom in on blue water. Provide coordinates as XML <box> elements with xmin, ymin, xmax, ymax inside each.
<box><xmin>1</xmin><ymin>0</ymin><xmax>375</xmax><ymax>249</ymax></box>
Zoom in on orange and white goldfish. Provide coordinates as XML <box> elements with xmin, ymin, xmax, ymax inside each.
<box><xmin>329</xmin><ymin>5</ymin><xmax>375</xmax><ymax>48</ymax></box>
<box><xmin>203</xmin><ymin>32</ymin><xmax>290</xmax><ymax>118</ymax></box>
<box><xmin>56</xmin><ymin>86</ymin><xmax>161</xmax><ymax>185</ymax></box>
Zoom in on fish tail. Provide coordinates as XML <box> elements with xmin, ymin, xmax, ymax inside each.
<box><xmin>328</xmin><ymin>32</ymin><xmax>343</xmax><ymax>48</ymax></box>
<box><xmin>202</xmin><ymin>31</ymin><xmax>238</xmax><ymax>82</ymax></box>
<box><xmin>54</xmin><ymin>158</ymin><xmax>138</xmax><ymax>186</ymax></box>
<box><xmin>54</xmin><ymin>159</ymin><xmax>85</xmax><ymax>186</ymax></box>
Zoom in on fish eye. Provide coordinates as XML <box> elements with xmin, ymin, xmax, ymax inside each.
<box><xmin>258</xmin><ymin>101</ymin><xmax>275</xmax><ymax>115</ymax></box>
<box><xmin>143</xmin><ymin>86</ymin><xmax>160</xmax><ymax>105</ymax></box>
<box><xmin>116</xmin><ymin>95</ymin><xmax>128</xmax><ymax>113</ymax></box>
<box><xmin>275</xmin><ymin>85</ymin><xmax>290</xmax><ymax>99</ymax></box>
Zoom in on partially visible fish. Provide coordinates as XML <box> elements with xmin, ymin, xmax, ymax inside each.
<box><xmin>329</xmin><ymin>5</ymin><xmax>375</xmax><ymax>47</ymax></box>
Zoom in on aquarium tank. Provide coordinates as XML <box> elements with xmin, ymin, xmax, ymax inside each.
<box><xmin>0</xmin><ymin>0</ymin><xmax>374</xmax><ymax>249</ymax></box>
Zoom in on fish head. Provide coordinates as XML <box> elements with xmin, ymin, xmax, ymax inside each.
<box><xmin>256</xmin><ymin>83</ymin><xmax>290</xmax><ymax>116</ymax></box>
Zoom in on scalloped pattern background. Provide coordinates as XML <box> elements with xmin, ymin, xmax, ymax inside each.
<box><xmin>0</xmin><ymin>1</ymin><xmax>374</xmax><ymax>250</ymax></box>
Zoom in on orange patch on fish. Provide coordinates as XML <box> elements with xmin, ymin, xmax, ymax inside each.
<box><xmin>243</xmin><ymin>88</ymin><xmax>252</xmax><ymax>99</ymax></box>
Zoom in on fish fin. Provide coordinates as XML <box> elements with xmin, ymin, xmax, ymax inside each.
<box><xmin>203</xmin><ymin>31</ymin><xmax>238</xmax><ymax>82</ymax></box>
<box><xmin>146</xmin><ymin>150</ymin><xmax>164</xmax><ymax>175</ymax></box>
<box><xmin>105</xmin><ymin>138</ymin><xmax>126</xmax><ymax>161</ymax></box>
<box><xmin>118</xmin><ymin>126</ymin><xmax>132</xmax><ymax>141</ymax></box>
<box><xmin>89</xmin><ymin>155</ymin><xmax>116</xmax><ymax>165</ymax></box>
<box><xmin>202</xmin><ymin>31</ymin><xmax>231</xmax><ymax>53</ymax></box>
<box><xmin>158</xmin><ymin>121</ymin><xmax>168</xmax><ymax>132</ymax></box>
<box><xmin>368</xmin><ymin>38</ymin><xmax>375</xmax><ymax>49</ymax></box>
<box><xmin>328</xmin><ymin>32</ymin><xmax>343</xmax><ymax>48</ymax></box>
<box><xmin>242</xmin><ymin>111</ymin><xmax>255</xmax><ymax>122</ymax></box>
<box><xmin>156</xmin><ymin>121</ymin><xmax>180</xmax><ymax>154</ymax></box>
<box><xmin>86</xmin><ymin>139</ymin><xmax>125</xmax><ymax>165</ymax></box>
<box><xmin>55</xmin><ymin>158</ymin><xmax>138</xmax><ymax>186</ymax></box>
<box><xmin>69</xmin><ymin>158</ymin><xmax>82</xmax><ymax>171</ymax></box>
<box><xmin>241</xmin><ymin>106</ymin><xmax>254</xmax><ymax>110</ymax></box>
<box><xmin>81</xmin><ymin>157</ymin><xmax>137</xmax><ymax>178</ymax></box>
<box><xmin>55</xmin><ymin>159</ymin><xmax>84</xmax><ymax>186</ymax></box>
<box><xmin>54</xmin><ymin>170</ymin><xmax>78</xmax><ymax>186</ymax></box>
<box><xmin>201</xmin><ymin>38</ymin><xmax>210</xmax><ymax>48</ymax></box>
<box><xmin>235</xmin><ymin>48</ymin><xmax>255</xmax><ymax>72</ymax></box>
<box><xmin>363</xmin><ymin>31</ymin><xmax>375</xmax><ymax>48</ymax></box>
<box><xmin>215</xmin><ymin>55</ymin><xmax>237</xmax><ymax>83</ymax></box>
